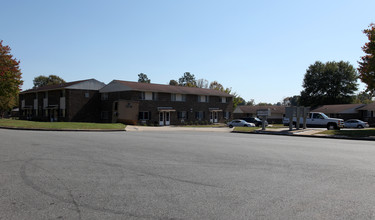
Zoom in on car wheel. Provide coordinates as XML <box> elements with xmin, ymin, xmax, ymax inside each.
<box><xmin>229</xmin><ymin>125</ymin><xmax>233</xmax><ymax>128</ymax></box>
<box><xmin>244</xmin><ymin>124</ymin><xmax>248</xmax><ymax>127</ymax></box>
<box><xmin>357</xmin><ymin>125</ymin><xmax>364</xmax><ymax>128</ymax></box>
<box><xmin>327</xmin><ymin>123</ymin><xmax>336</xmax><ymax>130</ymax></box>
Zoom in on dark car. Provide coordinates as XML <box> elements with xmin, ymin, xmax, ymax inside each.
<box><xmin>241</xmin><ymin>117</ymin><xmax>268</xmax><ymax>127</ymax></box>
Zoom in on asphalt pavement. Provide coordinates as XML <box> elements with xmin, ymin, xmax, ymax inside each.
<box><xmin>1</xmin><ymin>128</ymin><xmax>375</xmax><ymax>219</ymax></box>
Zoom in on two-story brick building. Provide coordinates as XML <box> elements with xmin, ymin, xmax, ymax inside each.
<box><xmin>19</xmin><ymin>79</ymin><xmax>106</xmax><ymax>122</ymax></box>
<box><xmin>99</xmin><ymin>80</ymin><xmax>234</xmax><ymax>125</ymax></box>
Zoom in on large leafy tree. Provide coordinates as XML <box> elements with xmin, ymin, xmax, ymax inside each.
<box><xmin>178</xmin><ymin>72</ymin><xmax>196</xmax><ymax>87</ymax></box>
<box><xmin>33</xmin><ymin>75</ymin><xmax>65</xmax><ymax>88</ymax></box>
<box><xmin>169</xmin><ymin>79</ymin><xmax>178</xmax><ymax>86</ymax></box>
<box><xmin>209</xmin><ymin>81</ymin><xmax>224</xmax><ymax>91</ymax></box>
<box><xmin>0</xmin><ymin>40</ymin><xmax>23</xmax><ymax>117</ymax></box>
<box><xmin>300</xmin><ymin>61</ymin><xmax>358</xmax><ymax>107</ymax></box>
<box><xmin>358</xmin><ymin>23</ymin><xmax>375</xmax><ymax>94</ymax></box>
<box><xmin>138</xmin><ymin>73</ymin><xmax>151</xmax><ymax>83</ymax></box>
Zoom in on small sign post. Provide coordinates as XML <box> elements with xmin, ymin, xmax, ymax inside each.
<box><xmin>257</xmin><ymin>108</ymin><xmax>271</xmax><ymax>131</ymax></box>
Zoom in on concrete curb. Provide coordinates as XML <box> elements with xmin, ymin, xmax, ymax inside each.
<box><xmin>231</xmin><ymin>130</ymin><xmax>375</xmax><ymax>141</ymax></box>
<box><xmin>0</xmin><ymin>126</ymin><xmax>126</xmax><ymax>132</ymax></box>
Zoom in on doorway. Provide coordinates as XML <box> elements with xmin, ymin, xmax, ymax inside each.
<box><xmin>159</xmin><ymin>111</ymin><xmax>170</xmax><ymax>126</ymax></box>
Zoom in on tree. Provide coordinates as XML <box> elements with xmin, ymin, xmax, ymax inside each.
<box><xmin>257</xmin><ymin>102</ymin><xmax>273</xmax><ymax>106</ymax></box>
<box><xmin>169</xmin><ymin>79</ymin><xmax>178</xmax><ymax>86</ymax></box>
<box><xmin>138</xmin><ymin>73</ymin><xmax>151</xmax><ymax>83</ymax></box>
<box><xmin>178</xmin><ymin>72</ymin><xmax>196</xmax><ymax>87</ymax></box>
<box><xmin>246</xmin><ymin>99</ymin><xmax>255</xmax><ymax>106</ymax></box>
<box><xmin>33</xmin><ymin>75</ymin><xmax>65</xmax><ymax>88</ymax></box>
<box><xmin>209</xmin><ymin>81</ymin><xmax>224</xmax><ymax>91</ymax></box>
<box><xmin>353</xmin><ymin>91</ymin><xmax>373</xmax><ymax>104</ymax></box>
<box><xmin>282</xmin><ymin>95</ymin><xmax>300</xmax><ymax>106</ymax></box>
<box><xmin>358</xmin><ymin>23</ymin><xmax>375</xmax><ymax>94</ymax></box>
<box><xmin>196</xmin><ymin>78</ymin><xmax>209</xmax><ymax>88</ymax></box>
<box><xmin>0</xmin><ymin>40</ymin><xmax>23</xmax><ymax>117</ymax></box>
<box><xmin>300</xmin><ymin>61</ymin><xmax>358</xmax><ymax>107</ymax></box>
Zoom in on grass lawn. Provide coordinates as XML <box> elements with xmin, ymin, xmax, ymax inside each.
<box><xmin>267</xmin><ymin>124</ymin><xmax>288</xmax><ymax>129</ymax></box>
<box><xmin>0</xmin><ymin>119</ymin><xmax>126</xmax><ymax>130</ymax></box>
<box><xmin>177</xmin><ymin>124</ymin><xmax>227</xmax><ymax>128</ymax></box>
<box><xmin>317</xmin><ymin>129</ymin><xmax>375</xmax><ymax>138</ymax></box>
<box><xmin>233</xmin><ymin>127</ymin><xmax>260</xmax><ymax>132</ymax></box>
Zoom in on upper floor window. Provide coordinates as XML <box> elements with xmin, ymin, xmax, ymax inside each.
<box><xmin>221</xmin><ymin>97</ymin><xmax>231</xmax><ymax>103</ymax></box>
<box><xmin>60</xmin><ymin>90</ymin><xmax>65</xmax><ymax>98</ymax></box>
<box><xmin>85</xmin><ymin>92</ymin><xmax>90</xmax><ymax>98</ymax></box>
<box><xmin>198</xmin><ymin>95</ymin><xmax>209</xmax><ymax>103</ymax></box>
<box><xmin>140</xmin><ymin>92</ymin><xmax>157</xmax><ymax>100</ymax></box>
<box><xmin>171</xmin><ymin>94</ymin><xmax>186</xmax><ymax>102</ymax></box>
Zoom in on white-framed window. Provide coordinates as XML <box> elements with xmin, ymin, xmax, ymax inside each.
<box><xmin>171</xmin><ymin>94</ymin><xmax>186</xmax><ymax>102</ymax></box>
<box><xmin>178</xmin><ymin>111</ymin><xmax>187</xmax><ymax>119</ymax></box>
<box><xmin>101</xmin><ymin>93</ymin><xmax>109</xmax><ymax>101</ymax></box>
<box><xmin>198</xmin><ymin>95</ymin><xmax>209</xmax><ymax>103</ymax></box>
<box><xmin>224</xmin><ymin>111</ymin><xmax>231</xmax><ymax>119</ymax></box>
<box><xmin>139</xmin><ymin>111</ymin><xmax>150</xmax><ymax>120</ymax></box>
<box><xmin>140</xmin><ymin>92</ymin><xmax>156</xmax><ymax>100</ymax></box>
<box><xmin>195</xmin><ymin>111</ymin><xmax>205</xmax><ymax>120</ymax></box>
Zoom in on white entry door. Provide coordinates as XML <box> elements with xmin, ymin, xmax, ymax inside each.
<box><xmin>159</xmin><ymin>112</ymin><xmax>164</xmax><ymax>126</ymax></box>
<box><xmin>165</xmin><ymin>112</ymin><xmax>170</xmax><ymax>126</ymax></box>
<box><xmin>214</xmin><ymin>111</ymin><xmax>218</xmax><ymax>123</ymax></box>
<box><xmin>159</xmin><ymin>112</ymin><xmax>171</xmax><ymax>126</ymax></box>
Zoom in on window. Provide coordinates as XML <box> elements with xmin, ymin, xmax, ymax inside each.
<box><xmin>221</xmin><ymin>97</ymin><xmax>227</xmax><ymax>103</ymax></box>
<box><xmin>178</xmin><ymin>111</ymin><xmax>187</xmax><ymax>119</ymax></box>
<box><xmin>85</xmin><ymin>92</ymin><xmax>90</xmax><ymax>98</ymax></box>
<box><xmin>172</xmin><ymin>94</ymin><xmax>186</xmax><ymax>102</ymax></box>
<box><xmin>198</xmin><ymin>95</ymin><xmax>209</xmax><ymax>103</ymax></box>
<box><xmin>114</xmin><ymin>102</ymin><xmax>118</xmax><ymax>111</ymax></box>
<box><xmin>140</xmin><ymin>92</ymin><xmax>156</xmax><ymax>100</ymax></box>
<box><xmin>60</xmin><ymin>90</ymin><xmax>65</xmax><ymax>98</ymax></box>
<box><xmin>195</xmin><ymin>111</ymin><xmax>205</xmax><ymax>120</ymax></box>
<box><xmin>224</xmin><ymin>112</ymin><xmax>231</xmax><ymax>119</ymax></box>
<box><xmin>139</xmin><ymin>111</ymin><xmax>150</xmax><ymax>120</ymax></box>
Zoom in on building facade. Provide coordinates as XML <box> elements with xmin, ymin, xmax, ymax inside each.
<box><xmin>19</xmin><ymin>79</ymin><xmax>106</xmax><ymax>122</ymax></box>
<box><xmin>99</xmin><ymin>80</ymin><xmax>234</xmax><ymax>125</ymax></box>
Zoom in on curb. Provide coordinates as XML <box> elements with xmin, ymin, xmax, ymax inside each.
<box><xmin>0</xmin><ymin>126</ymin><xmax>126</xmax><ymax>132</ymax></box>
<box><xmin>231</xmin><ymin>130</ymin><xmax>375</xmax><ymax>141</ymax></box>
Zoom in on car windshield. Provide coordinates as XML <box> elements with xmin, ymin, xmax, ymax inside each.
<box><xmin>320</xmin><ymin>113</ymin><xmax>329</xmax><ymax>119</ymax></box>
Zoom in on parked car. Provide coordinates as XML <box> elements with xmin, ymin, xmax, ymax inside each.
<box><xmin>228</xmin><ymin>119</ymin><xmax>255</xmax><ymax>128</ymax></box>
<box><xmin>344</xmin><ymin>119</ymin><xmax>369</xmax><ymax>128</ymax></box>
<box><xmin>241</xmin><ymin>117</ymin><xmax>268</xmax><ymax>127</ymax></box>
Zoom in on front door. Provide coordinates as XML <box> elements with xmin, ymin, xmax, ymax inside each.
<box><xmin>210</xmin><ymin>111</ymin><xmax>218</xmax><ymax>123</ymax></box>
<box><xmin>159</xmin><ymin>112</ymin><xmax>171</xmax><ymax>126</ymax></box>
<box><xmin>159</xmin><ymin>112</ymin><xmax>164</xmax><ymax>126</ymax></box>
<box><xmin>165</xmin><ymin>112</ymin><xmax>170</xmax><ymax>126</ymax></box>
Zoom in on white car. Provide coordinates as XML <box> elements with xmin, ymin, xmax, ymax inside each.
<box><xmin>228</xmin><ymin>119</ymin><xmax>256</xmax><ymax>128</ymax></box>
<box><xmin>344</xmin><ymin>119</ymin><xmax>369</xmax><ymax>128</ymax></box>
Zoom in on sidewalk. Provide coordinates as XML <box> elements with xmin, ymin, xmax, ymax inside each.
<box><xmin>125</xmin><ymin>125</ymin><xmax>232</xmax><ymax>132</ymax></box>
<box><xmin>236</xmin><ymin>127</ymin><xmax>375</xmax><ymax>141</ymax></box>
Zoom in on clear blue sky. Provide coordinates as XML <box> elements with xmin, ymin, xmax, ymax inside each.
<box><xmin>1</xmin><ymin>0</ymin><xmax>374</xmax><ymax>104</ymax></box>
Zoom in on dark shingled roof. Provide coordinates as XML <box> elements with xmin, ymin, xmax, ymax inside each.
<box><xmin>357</xmin><ymin>102</ymin><xmax>375</xmax><ymax>111</ymax></box>
<box><xmin>20</xmin><ymin>79</ymin><xmax>91</xmax><ymax>94</ymax></box>
<box><xmin>312</xmin><ymin>104</ymin><xmax>365</xmax><ymax>114</ymax></box>
<box><xmin>115</xmin><ymin>80</ymin><xmax>233</xmax><ymax>97</ymax></box>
